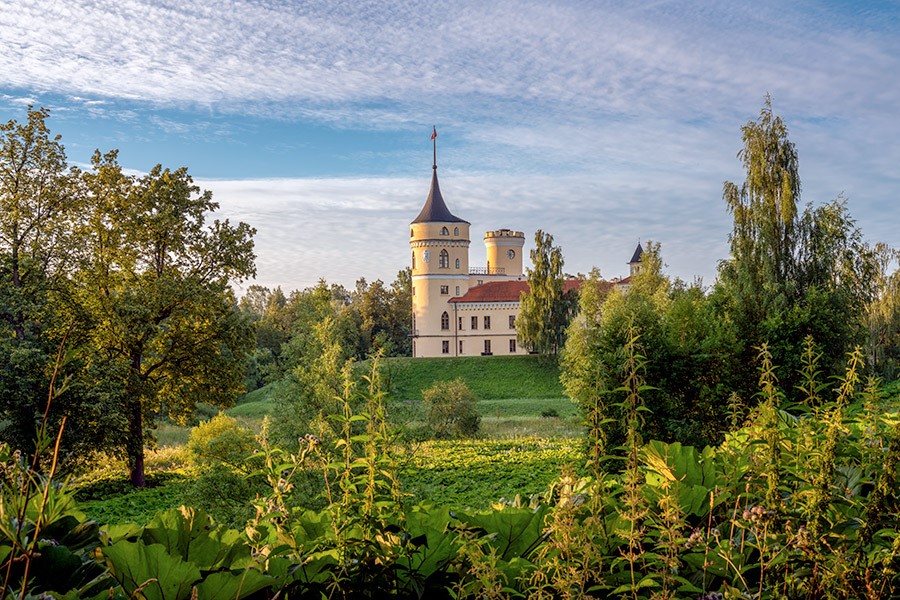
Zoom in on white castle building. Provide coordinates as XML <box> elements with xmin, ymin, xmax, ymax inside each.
<box><xmin>409</xmin><ymin>152</ymin><xmax>641</xmax><ymax>358</ymax></box>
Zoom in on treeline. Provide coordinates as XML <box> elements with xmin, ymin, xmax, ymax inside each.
<box><xmin>237</xmin><ymin>271</ymin><xmax>411</xmax><ymax>392</ymax></box>
<box><xmin>555</xmin><ymin>98</ymin><xmax>900</xmax><ymax>449</ymax></box>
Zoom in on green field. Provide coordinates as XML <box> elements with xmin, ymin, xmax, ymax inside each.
<box><xmin>75</xmin><ymin>355</ymin><xmax>579</xmax><ymax>523</ymax></box>
<box><xmin>380</xmin><ymin>354</ymin><xmax>565</xmax><ymax>401</ymax></box>
<box><xmin>225</xmin><ymin>355</ymin><xmax>576</xmax><ymax>436</ymax></box>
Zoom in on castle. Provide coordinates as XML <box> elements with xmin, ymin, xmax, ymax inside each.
<box><xmin>410</xmin><ymin>147</ymin><xmax>642</xmax><ymax>358</ymax></box>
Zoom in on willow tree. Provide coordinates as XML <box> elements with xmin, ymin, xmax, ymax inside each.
<box><xmin>715</xmin><ymin>96</ymin><xmax>876</xmax><ymax>395</ymax></box>
<box><xmin>517</xmin><ymin>230</ymin><xmax>574</xmax><ymax>359</ymax></box>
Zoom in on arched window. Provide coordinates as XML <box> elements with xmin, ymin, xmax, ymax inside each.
<box><xmin>412</xmin><ymin>252</ymin><xmax>416</xmax><ymax>269</ymax></box>
<box><xmin>439</xmin><ymin>249</ymin><xmax>449</xmax><ymax>268</ymax></box>
<box><xmin>441</xmin><ymin>226</ymin><xmax>449</xmax><ymax>236</ymax></box>
<box><xmin>455</xmin><ymin>258</ymin><xmax>460</xmax><ymax>269</ymax></box>
<box><xmin>453</xmin><ymin>227</ymin><xmax>459</xmax><ymax>236</ymax></box>
<box><xmin>441</xmin><ymin>311</ymin><xmax>450</xmax><ymax>330</ymax></box>
<box><xmin>410</xmin><ymin>228</ymin><xmax>414</xmax><ymax>237</ymax></box>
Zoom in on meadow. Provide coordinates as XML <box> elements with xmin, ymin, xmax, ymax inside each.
<box><xmin>75</xmin><ymin>355</ymin><xmax>583</xmax><ymax>524</ymax></box>
<box><xmin>5</xmin><ymin>353</ymin><xmax>900</xmax><ymax>598</ymax></box>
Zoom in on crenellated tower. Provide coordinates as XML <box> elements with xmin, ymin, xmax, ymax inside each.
<box><xmin>484</xmin><ymin>229</ymin><xmax>525</xmax><ymax>277</ymax></box>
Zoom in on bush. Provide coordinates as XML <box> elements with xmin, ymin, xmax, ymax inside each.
<box><xmin>422</xmin><ymin>378</ymin><xmax>480</xmax><ymax>439</ymax></box>
<box><xmin>186</xmin><ymin>414</ymin><xmax>256</xmax><ymax>473</ymax></box>
<box><xmin>183</xmin><ymin>467</ymin><xmax>256</xmax><ymax>529</ymax></box>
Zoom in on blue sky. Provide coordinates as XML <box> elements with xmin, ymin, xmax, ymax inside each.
<box><xmin>2</xmin><ymin>0</ymin><xmax>899</xmax><ymax>293</ymax></box>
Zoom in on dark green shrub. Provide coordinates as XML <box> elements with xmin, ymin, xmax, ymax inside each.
<box><xmin>541</xmin><ymin>408</ymin><xmax>559</xmax><ymax>418</ymax></box>
<box><xmin>183</xmin><ymin>467</ymin><xmax>256</xmax><ymax>529</ymax></box>
<box><xmin>422</xmin><ymin>378</ymin><xmax>480</xmax><ymax>439</ymax></box>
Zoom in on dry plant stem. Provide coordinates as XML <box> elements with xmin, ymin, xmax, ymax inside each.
<box><xmin>18</xmin><ymin>417</ymin><xmax>67</xmax><ymax>599</ymax></box>
<box><xmin>702</xmin><ymin>490</ymin><xmax>715</xmax><ymax>593</ymax></box>
<box><xmin>1</xmin><ymin>326</ymin><xmax>70</xmax><ymax>599</ymax></box>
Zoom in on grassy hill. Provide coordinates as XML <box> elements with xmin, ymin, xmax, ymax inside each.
<box><xmin>227</xmin><ymin>355</ymin><xmax>572</xmax><ymax>434</ymax></box>
<box><xmin>379</xmin><ymin>354</ymin><xmax>565</xmax><ymax>401</ymax></box>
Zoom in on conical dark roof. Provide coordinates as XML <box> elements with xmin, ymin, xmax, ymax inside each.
<box><xmin>411</xmin><ymin>168</ymin><xmax>468</xmax><ymax>224</ymax></box>
<box><xmin>629</xmin><ymin>242</ymin><xmax>644</xmax><ymax>264</ymax></box>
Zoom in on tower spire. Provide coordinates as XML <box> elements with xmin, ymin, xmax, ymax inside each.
<box><xmin>431</xmin><ymin>126</ymin><xmax>437</xmax><ymax>170</ymax></box>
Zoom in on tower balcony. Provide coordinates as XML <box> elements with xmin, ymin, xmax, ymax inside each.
<box><xmin>469</xmin><ymin>266</ymin><xmax>506</xmax><ymax>275</ymax></box>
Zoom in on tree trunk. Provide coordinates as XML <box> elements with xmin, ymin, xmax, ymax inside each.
<box><xmin>127</xmin><ymin>348</ymin><xmax>146</xmax><ymax>487</ymax></box>
<box><xmin>127</xmin><ymin>397</ymin><xmax>146</xmax><ymax>487</ymax></box>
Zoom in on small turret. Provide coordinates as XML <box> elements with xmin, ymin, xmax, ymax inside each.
<box><xmin>628</xmin><ymin>242</ymin><xmax>643</xmax><ymax>276</ymax></box>
<box><xmin>484</xmin><ymin>229</ymin><xmax>525</xmax><ymax>276</ymax></box>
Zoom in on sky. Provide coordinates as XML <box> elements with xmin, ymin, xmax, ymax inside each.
<box><xmin>2</xmin><ymin>0</ymin><xmax>899</xmax><ymax>294</ymax></box>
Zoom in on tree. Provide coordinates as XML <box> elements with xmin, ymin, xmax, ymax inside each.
<box><xmin>422</xmin><ymin>378</ymin><xmax>480</xmax><ymax>439</ymax></box>
<box><xmin>75</xmin><ymin>153</ymin><xmax>256</xmax><ymax>487</ymax></box>
<box><xmin>561</xmin><ymin>243</ymin><xmax>737</xmax><ymax>451</ymax></box>
<box><xmin>0</xmin><ymin>107</ymin><xmax>78</xmax><ymax>458</ymax></box>
<box><xmin>864</xmin><ymin>244</ymin><xmax>900</xmax><ymax>379</ymax></box>
<box><xmin>714</xmin><ymin>97</ymin><xmax>876</xmax><ymax>397</ymax></box>
<box><xmin>517</xmin><ymin>230</ymin><xmax>574</xmax><ymax>359</ymax></box>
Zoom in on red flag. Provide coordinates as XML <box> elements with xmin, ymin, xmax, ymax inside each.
<box><xmin>431</xmin><ymin>127</ymin><xmax>437</xmax><ymax>140</ymax></box>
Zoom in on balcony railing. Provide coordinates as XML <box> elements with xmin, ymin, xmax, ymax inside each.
<box><xmin>468</xmin><ymin>267</ymin><xmax>506</xmax><ymax>275</ymax></box>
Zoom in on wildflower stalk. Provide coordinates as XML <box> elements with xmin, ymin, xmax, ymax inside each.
<box><xmin>809</xmin><ymin>347</ymin><xmax>862</xmax><ymax>541</ymax></box>
<box><xmin>614</xmin><ymin>324</ymin><xmax>651</xmax><ymax>598</ymax></box>
<box><xmin>756</xmin><ymin>343</ymin><xmax>783</xmax><ymax>516</ymax></box>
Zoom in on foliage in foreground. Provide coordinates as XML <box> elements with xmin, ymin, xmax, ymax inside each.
<box><xmin>2</xmin><ymin>354</ymin><xmax>899</xmax><ymax>599</ymax></box>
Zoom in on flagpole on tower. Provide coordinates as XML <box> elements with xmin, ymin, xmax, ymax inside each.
<box><xmin>431</xmin><ymin>126</ymin><xmax>437</xmax><ymax>170</ymax></box>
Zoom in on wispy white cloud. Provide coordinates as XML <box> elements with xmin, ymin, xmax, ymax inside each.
<box><xmin>3</xmin><ymin>0</ymin><xmax>898</xmax><ymax>294</ymax></box>
<box><xmin>202</xmin><ymin>170</ymin><xmax>733</xmax><ymax>293</ymax></box>
<box><xmin>4</xmin><ymin>1</ymin><xmax>898</xmax><ymax>123</ymax></box>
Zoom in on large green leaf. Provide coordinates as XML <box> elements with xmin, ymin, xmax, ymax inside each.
<box><xmin>456</xmin><ymin>505</ymin><xmax>549</xmax><ymax>560</ymax></box>
<box><xmin>194</xmin><ymin>569</ymin><xmax>274</xmax><ymax>599</ymax></box>
<box><xmin>142</xmin><ymin>506</ymin><xmax>246</xmax><ymax>570</ymax></box>
<box><xmin>401</xmin><ymin>505</ymin><xmax>458</xmax><ymax>581</ymax></box>
<box><xmin>642</xmin><ymin>441</ymin><xmax>723</xmax><ymax>516</ymax></box>
<box><xmin>103</xmin><ymin>541</ymin><xmax>200</xmax><ymax>600</ymax></box>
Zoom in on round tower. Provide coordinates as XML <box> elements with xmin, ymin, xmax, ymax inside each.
<box><xmin>484</xmin><ymin>229</ymin><xmax>526</xmax><ymax>277</ymax></box>
<box><xmin>410</xmin><ymin>139</ymin><xmax>470</xmax><ymax>357</ymax></box>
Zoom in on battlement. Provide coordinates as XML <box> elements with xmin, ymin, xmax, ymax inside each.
<box><xmin>484</xmin><ymin>229</ymin><xmax>525</xmax><ymax>239</ymax></box>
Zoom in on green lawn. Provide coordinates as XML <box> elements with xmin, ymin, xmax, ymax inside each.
<box><xmin>376</xmin><ymin>354</ymin><xmax>566</xmax><ymax>400</ymax></box>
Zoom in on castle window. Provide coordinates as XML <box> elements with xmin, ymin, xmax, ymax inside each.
<box><xmin>484</xmin><ymin>316</ymin><xmax>491</xmax><ymax>330</ymax></box>
<box><xmin>459</xmin><ymin>340</ymin><xmax>464</xmax><ymax>354</ymax></box>
<box><xmin>455</xmin><ymin>258</ymin><xmax>460</xmax><ymax>269</ymax></box>
<box><xmin>441</xmin><ymin>311</ymin><xmax>450</xmax><ymax>330</ymax></box>
<box><xmin>454</xmin><ymin>227</ymin><xmax>459</xmax><ymax>236</ymax></box>
<box><xmin>440</xmin><ymin>285</ymin><xmax>449</xmax><ymax>295</ymax></box>
<box><xmin>442</xmin><ymin>340</ymin><xmax>449</xmax><ymax>354</ymax></box>
<box><xmin>483</xmin><ymin>340</ymin><xmax>492</xmax><ymax>355</ymax></box>
<box><xmin>410</xmin><ymin>229</ymin><xmax>414</xmax><ymax>237</ymax></box>
<box><xmin>509</xmin><ymin>339</ymin><xmax>516</xmax><ymax>353</ymax></box>
<box><xmin>471</xmin><ymin>316</ymin><xmax>478</xmax><ymax>330</ymax></box>
<box><xmin>412</xmin><ymin>252</ymin><xmax>415</xmax><ymax>269</ymax></box>
<box><xmin>441</xmin><ymin>226</ymin><xmax>449</xmax><ymax>236</ymax></box>
<box><xmin>509</xmin><ymin>315</ymin><xmax>516</xmax><ymax>329</ymax></box>
<box><xmin>439</xmin><ymin>249</ymin><xmax>449</xmax><ymax>268</ymax></box>
<box><xmin>458</xmin><ymin>317</ymin><xmax>463</xmax><ymax>330</ymax></box>
<box><xmin>455</xmin><ymin>286</ymin><xmax>460</xmax><ymax>295</ymax></box>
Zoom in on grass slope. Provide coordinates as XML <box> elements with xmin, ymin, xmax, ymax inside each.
<box><xmin>228</xmin><ymin>355</ymin><xmax>566</xmax><ymax>415</ymax></box>
<box><xmin>381</xmin><ymin>355</ymin><xmax>565</xmax><ymax>401</ymax></box>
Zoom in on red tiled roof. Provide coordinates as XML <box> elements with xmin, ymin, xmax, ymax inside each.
<box><xmin>449</xmin><ymin>278</ymin><xmax>587</xmax><ymax>303</ymax></box>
